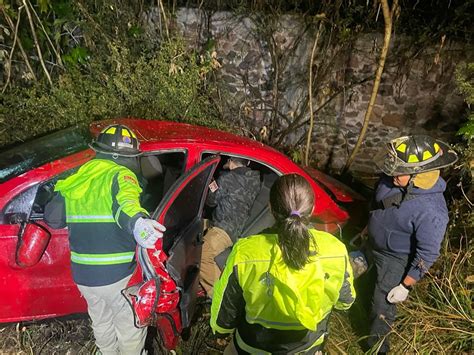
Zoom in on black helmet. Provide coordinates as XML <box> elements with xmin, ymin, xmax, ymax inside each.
<box><xmin>375</xmin><ymin>135</ymin><xmax>458</xmax><ymax>176</ymax></box>
<box><xmin>89</xmin><ymin>124</ymin><xmax>141</xmax><ymax>157</ymax></box>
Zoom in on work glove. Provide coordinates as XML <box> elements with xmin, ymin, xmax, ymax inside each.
<box><xmin>387</xmin><ymin>283</ymin><xmax>410</xmax><ymax>304</ymax></box>
<box><xmin>133</xmin><ymin>217</ymin><xmax>166</xmax><ymax>249</ymax></box>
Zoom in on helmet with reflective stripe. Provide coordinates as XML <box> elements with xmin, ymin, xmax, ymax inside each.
<box><xmin>89</xmin><ymin>124</ymin><xmax>141</xmax><ymax>157</ymax></box>
<box><xmin>375</xmin><ymin>135</ymin><xmax>458</xmax><ymax>176</ymax></box>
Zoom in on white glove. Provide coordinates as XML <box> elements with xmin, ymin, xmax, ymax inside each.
<box><xmin>387</xmin><ymin>283</ymin><xmax>410</xmax><ymax>304</ymax></box>
<box><xmin>133</xmin><ymin>217</ymin><xmax>166</xmax><ymax>249</ymax></box>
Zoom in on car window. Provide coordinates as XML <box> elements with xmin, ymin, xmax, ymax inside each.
<box><xmin>1</xmin><ymin>150</ymin><xmax>187</xmax><ymax>224</ymax></box>
<box><xmin>0</xmin><ymin>185</ymin><xmax>39</xmax><ymax>224</ymax></box>
<box><xmin>159</xmin><ymin>162</ymin><xmax>215</xmax><ymax>238</ymax></box>
<box><xmin>139</xmin><ymin>151</ymin><xmax>186</xmax><ymax>212</ymax></box>
<box><xmin>0</xmin><ymin>168</ymin><xmax>79</xmax><ymax>225</ymax></box>
<box><xmin>0</xmin><ymin>126</ymin><xmax>91</xmax><ymax>184</ymax></box>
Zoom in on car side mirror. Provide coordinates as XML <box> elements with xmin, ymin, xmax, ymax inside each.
<box><xmin>16</xmin><ymin>222</ymin><xmax>51</xmax><ymax>268</ymax></box>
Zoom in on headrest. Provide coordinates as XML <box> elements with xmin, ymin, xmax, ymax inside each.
<box><xmin>140</xmin><ymin>156</ymin><xmax>163</xmax><ymax>180</ymax></box>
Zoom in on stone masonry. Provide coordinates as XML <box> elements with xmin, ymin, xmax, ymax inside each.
<box><xmin>172</xmin><ymin>8</ymin><xmax>470</xmax><ymax>175</ymax></box>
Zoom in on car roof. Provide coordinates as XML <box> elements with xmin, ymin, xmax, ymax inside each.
<box><xmin>90</xmin><ymin>118</ymin><xmax>280</xmax><ymax>154</ymax></box>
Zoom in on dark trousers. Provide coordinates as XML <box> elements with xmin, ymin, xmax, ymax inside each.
<box><xmin>368</xmin><ymin>249</ymin><xmax>409</xmax><ymax>353</ymax></box>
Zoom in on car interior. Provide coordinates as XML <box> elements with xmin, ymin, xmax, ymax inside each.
<box><xmin>15</xmin><ymin>152</ymin><xmax>187</xmax><ymax>223</ymax></box>
<box><xmin>201</xmin><ymin>153</ymin><xmax>278</xmax><ymax>239</ymax></box>
<box><xmin>138</xmin><ymin>152</ymin><xmax>186</xmax><ymax>213</ymax></box>
<box><xmin>200</xmin><ymin>153</ymin><xmax>279</xmax><ymax>269</ymax></box>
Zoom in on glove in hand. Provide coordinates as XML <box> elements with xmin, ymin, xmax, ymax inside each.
<box><xmin>387</xmin><ymin>283</ymin><xmax>409</xmax><ymax>304</ymax></box>
<box><xmin>133</xmin><ymin>217</ymin><xmax>166</xmax><ymax>249</ymax></box>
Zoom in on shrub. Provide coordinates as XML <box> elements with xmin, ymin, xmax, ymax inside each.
<box><xmin>0</xmin><ymin>37</ymin><xmax>224</xmax><ymax>147</ymax></box>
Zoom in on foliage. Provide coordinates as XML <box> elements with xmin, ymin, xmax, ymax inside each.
<box><xmin>456</xmin><ymin>63</ymin><xmax>474</xmax><ymax>141</ymax></box>
<box><xmin>0</xmin><ymin>1</ymin><xmax>225</xmax><ymax>147</ymax></box>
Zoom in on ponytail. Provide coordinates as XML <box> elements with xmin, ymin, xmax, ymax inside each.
<box><xmin>276</xmin><ymin>215</ymin><xmax>313</xmax><ymax>270</ymax></box>
<box><xmin>270</xmin><ymin>174</ymin><xmax>316</xmax><ymax>270</ymax></box>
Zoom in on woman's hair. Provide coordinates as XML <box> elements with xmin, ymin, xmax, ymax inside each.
<box><xmin>270</xmin><ymin>174</ymin><xmax>315</xmax><ymax>270</ymax></box>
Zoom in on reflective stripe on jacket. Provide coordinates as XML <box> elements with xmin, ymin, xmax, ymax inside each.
<box><xmin>53</xmin><ymin>159</ymin><xmax>148</xmax><ymax>286</ymax></box>
<box><xmin>211</xmin><ymin>229</ymin><xmax>355</xmax><ymax>353</ymax></box>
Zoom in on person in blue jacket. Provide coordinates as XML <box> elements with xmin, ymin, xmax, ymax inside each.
<box><xmin>367</xmin><ymin>135</ymin><xmax>458</xmax><ymax>353</ymax></box>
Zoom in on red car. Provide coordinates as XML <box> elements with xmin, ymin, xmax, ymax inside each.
<box><xmin>0</xmin><ymin>118</ymin><xmax>365</xmax><ymax>349</ymax></box>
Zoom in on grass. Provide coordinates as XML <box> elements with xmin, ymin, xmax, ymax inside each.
<box><xmin>0</xmin><ymin>317</ymin><xmax>95</xmax><ymax>354</ymax></box>
<box><xmin>390</xmin><ymin>235</ymin><xmax>473</xmax><ymax>354</ymax></box>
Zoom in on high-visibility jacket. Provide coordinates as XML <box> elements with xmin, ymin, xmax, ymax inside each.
<box><xmin>211</xmin><ymin>229</ymin><xmax>355</xmax><ymax>354</ymax></box>
<box><xmin>47</xmin><ymin>159</ymin><xmax>148</xmax><ymax>286</ymax></box>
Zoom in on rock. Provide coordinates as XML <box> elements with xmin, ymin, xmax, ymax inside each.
<box><xmin>382</xmin><ymin>113</ymin><xmax>405</xmax><ymax>128</ymax></box>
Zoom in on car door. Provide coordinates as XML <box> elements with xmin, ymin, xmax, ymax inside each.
<box><xmin>0</xmin><ymin>168</ymin><xmax>89</xmax><ymax>323</ymax></box>
<box><xmin>131</xmin><ymin>155</ymin><xmax>219</xmax><ymax>342</ymax></box>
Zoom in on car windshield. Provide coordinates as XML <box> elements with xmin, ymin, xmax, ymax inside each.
<box><xmin>0</xmin><ymin>125</ymin><xmax>92</xmax><ymax>183</ymax></box>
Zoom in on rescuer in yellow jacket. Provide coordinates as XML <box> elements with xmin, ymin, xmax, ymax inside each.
<box><xmin>45</xmin><ymin>124</ymin><xmax>166</xmax><ymax>355</ymax></box>
<box><xmin>211</xmin><ymin>174</ymin><xmax>355</xmax><ymax>354</ymax></box>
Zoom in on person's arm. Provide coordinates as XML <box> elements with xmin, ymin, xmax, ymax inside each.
<box><xmin>206</xmin><ymin>173</ymin><xmax>228</xmax><ymax>208</ymax></box>
<box><xmin>44</xmin><ymin>192</ymin><xmax>67</xmax><ymax>229</ymax></box>
<box><xmin>206</xmin><ymin>179</ymin><xmax>219</xmax><ymax>207</ymax></box>
<box><xmin>407</xmin><ymin>212</ymin><xmax>448</xmax><ymax>282</ymax></box>
<box><xmin>387</xmin><ymin>212</ymin><xmax>448</xmax><ymax>304</ymax></box>
<box><xmin>210</xmin><ymin>245</ymin><xmax>245</xmax><ymax>334</ymax></box>
<box><xmin>335</xmin><ymin>251</ymin><xmax>356</xmax><ymax>310</ymax></box>
<box><xmin>112</xmin><ymin>169</ymin><xmax>150</xmax><ymax>234</ymax></box>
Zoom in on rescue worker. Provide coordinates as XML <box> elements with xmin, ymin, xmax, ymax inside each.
<box><xmin>200</xmin><ymin>156</ymin><xmax>260</xmax><ymax>297</ymax></box>
<box><xmin>44</xmin><ymin>124</ymin><xmax>166</xmax><ymax>355</ymax></box>
<box><xmin>211</xmin><ymin>174</ymin><xmax>355</xmax><ymax>354</ymax></box>
<box><xmin>367</xmin><ymin>135</ymin><xmax>458</xmax><ymax>353</ymax></box>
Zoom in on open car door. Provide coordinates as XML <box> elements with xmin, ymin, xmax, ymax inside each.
<box><xmin>123</xmin><ymin>155</ymin><xmax>220</xmax><ymax>350</ymax></box>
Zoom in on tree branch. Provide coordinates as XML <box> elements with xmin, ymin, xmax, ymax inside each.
<box><xmin>305</xmin><ymin>19</ymin><xmax>324</xmax><ymax>166</ymax></box>
<box><xmin>27</xmin><ymin>0</ymin><xmax>64</xmax><ymax>68</ymax></box>
<box><xmin>1</xmin><ymin>6</ymin><xmax>37</xmax><ymax>82</ymax></box>
<box><xmin>2</xmin><ymin>6</ymin><xmax>23</xmax><ymax>93</ymax></box>
<box><xmin>343</xmin><ymin>0</ymin><xmax>399</xmax><ymax>173</ymax></box>
<box><xmin>23</xmin><ymin>0</ymin><xmax>52</xmax><ymax>86</ymax></box>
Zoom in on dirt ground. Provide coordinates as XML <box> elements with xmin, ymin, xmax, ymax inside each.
<box><xmin>0</xmin><ymin>308</ymin><xmax>228</xmax><ymax>355</ymax></box>
<box><xmin>0</xmin><ymin>311</ymin><xmax>362</xmax><ymax>355</ymax></box>
<box><xmin>0</xmin><ymin>294</ymin><xmax>365</xmax><ymax>354</ymax></box>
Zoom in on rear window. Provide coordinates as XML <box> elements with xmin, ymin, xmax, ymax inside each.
<box><xmin>0</xmin><ymin>126</ymin><xmax>92</xmax><ymax>183</ymax></box>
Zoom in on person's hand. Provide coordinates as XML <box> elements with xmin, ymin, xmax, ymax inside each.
<box><xmin>387</xmin><ymin>283</ymin><xmax>409</xmax><ymax>304</ymax></box>
<box><xmin>133</xmin><ymin>217</ymin><xmax>166</xmax><ymax>249</ymax></box>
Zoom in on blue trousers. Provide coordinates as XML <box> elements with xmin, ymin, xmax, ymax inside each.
<box><xmin>368</xmin><ymin>249</ymin><xmax>409</xmax><ymax>353</ymax></box>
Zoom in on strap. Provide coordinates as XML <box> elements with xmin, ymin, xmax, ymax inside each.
<box><xmin>375</xmin><ymin>191</ymin><xmax>420</xmax><ymax>210</ymax></box>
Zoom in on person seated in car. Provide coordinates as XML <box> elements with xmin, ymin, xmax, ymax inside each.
<box><xmin>200</xmin><ymin>157</ymin><xmax>260</xmax><ymax>297</ymax></box>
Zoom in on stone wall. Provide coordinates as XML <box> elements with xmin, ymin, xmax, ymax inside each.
<box><xmin>172</xmin><ymin>8</ymin><xmax>470</xmax><ymax>174</ymax></box>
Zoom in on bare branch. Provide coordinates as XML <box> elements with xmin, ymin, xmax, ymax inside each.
<box><xmin>27</xmin><ymin>0</ymin><xmax>64</xmax><ymax>68</ymax></box>
<box><xmin>23</xmin><ymin>0</ymin><xmax>53</xmax><ymax>86</ymax></box>
<box><xmin>343</xmin><ymin>0</ymin><xmax>399</xmax><ymax>173</ymax></box>
<box><xmin>157</xmin><ymin>0</ymin><xmax>170</xmax><ymax>40</ymax></box>
<box><xmin>2</xmin><ymin>6</ymin><xmax>23</xmax><ymax>93</ymax></box>
<box><xmin>304</xmin><ymin>19</ymin><xmax>324</xmax><ymax>166</ymax></box>
<box><xmin>1</xmin><ymin>6</ymin><xmax>37</xmax><ymax>82</ymax></box>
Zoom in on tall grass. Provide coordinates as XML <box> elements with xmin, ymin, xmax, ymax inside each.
<box><xmin>391</xmin><ymin>234</ymin><xmax>473</xmax><ymax>354</ymax></box>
